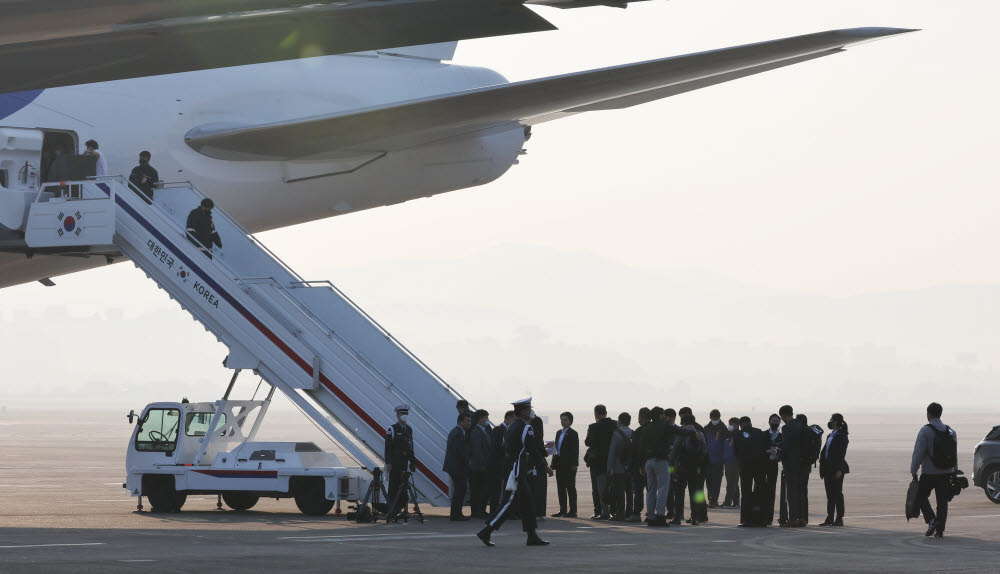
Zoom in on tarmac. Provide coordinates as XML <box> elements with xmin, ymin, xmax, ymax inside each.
<box><xmin>1</xmin><ymin>410</ymin><xmax>998</xmax><ymax>573</ymax></box>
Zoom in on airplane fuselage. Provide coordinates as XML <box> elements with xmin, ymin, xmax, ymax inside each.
<box><xmin>0</xmin><ymin>54</ymin><xmax>525</xmax><ymax>287</ymax></box>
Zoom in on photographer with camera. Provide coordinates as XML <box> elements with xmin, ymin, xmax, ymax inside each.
<box><xmin>384</xmin><ymin>404</ymin><xmax>417</xmax><ymax>518</ymax></box>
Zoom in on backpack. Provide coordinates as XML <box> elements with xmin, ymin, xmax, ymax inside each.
<box><xmin>615</xmin><ymin>428</ymin><xmax>632</xmax><ymax>471</ymax></box>
<box><xmin>927</xmin><ymin>424</ymin><xmax>958</xmax><ymax>469</ymax></box>
<box><xmin>802</xmin><ymin>424</ymin><xmax>824</xmax><ymax>465</ymax></box>
<box><xmin>680</xmin><ymin>433</ymin><xmax>707</xmax><ymax>467</ymax></box>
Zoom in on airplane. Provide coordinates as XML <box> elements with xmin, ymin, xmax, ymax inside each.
<box><xmin>0</xmin><ymin>1</ymin><xmax>914</xmax><ymax>290</ymax></box>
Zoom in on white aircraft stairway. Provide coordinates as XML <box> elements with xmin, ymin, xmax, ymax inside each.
<box><xmin>22</xmin><ymin>176</ymin><xmax>466</xmax><ymax>506</ymax></box>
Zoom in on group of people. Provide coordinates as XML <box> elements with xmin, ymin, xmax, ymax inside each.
<box><xmin>428</xmin><ymin>398</ymin><xmax>862</xmax><ymax>546</ymax></box>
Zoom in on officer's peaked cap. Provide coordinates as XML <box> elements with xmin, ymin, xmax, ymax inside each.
<box><xmin>511</xmin><ymin>397</ymin><xmax>532</xmax><ymax>408</ymax></box>
<box><xmin>394</xmin><ymin>404</ymin><xmax>409</xmax><ymax>413</ymax></box>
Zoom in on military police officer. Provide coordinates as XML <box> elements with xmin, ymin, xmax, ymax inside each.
<box><xmin>385</xmin><ymin>404</ymin><xmax>417</xmax><ymax>517</ymax></box>
<box><xmin>477</xmin><ymin>397</ymin><xmax>553</xmax><ymax>547</ymax></box>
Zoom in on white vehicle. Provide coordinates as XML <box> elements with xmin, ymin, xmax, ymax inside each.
<box><xmin>125</xmin><ymin>392</ymin><xmax>368</xmax><ymax>515</ymax></box>
<box><xmin>22</xmin><ymin>175</ymin><xmax>462</xmax><ymax>510</ymax></box>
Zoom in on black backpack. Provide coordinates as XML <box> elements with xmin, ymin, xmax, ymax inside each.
<box><xmin>616</xmin><ymin>428</ymin><xmax>632</xmax><ymax>471</ymax></box>
<box><xmin>927</xmin><ymin>425</ymin><xmax>958</xmax><ymax>469</ymax></box>
<box><xmin>680</xmin><ymin>433</ymin><xmax>707</xmax><ymax>467</ymax></box>
<box><xmin>802</xmin><ymin>424</ymin><xmax>824</xmax><ymax>465</ymax></box>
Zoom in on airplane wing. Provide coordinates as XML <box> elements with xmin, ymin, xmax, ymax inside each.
<box><xmin>185</xmin><ymin>28</ymin><xmax>914</xmax><ymax>161</ymax></box>
<box><xmin>0</xmin><ymin>0</ymin><xmax>651</xmax><ymax>93</ymax></box>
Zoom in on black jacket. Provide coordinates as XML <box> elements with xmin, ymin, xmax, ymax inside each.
<box><xmin>443</xmin><ymin>425</ymin><xmax>469</xmax><ymax>477</ymax></box>
<box><xmin>186</xmin><ymin>207</ymin><xmax>222</xmax><ymax>251</ymax></box>
<box><xmin>585</xmin><ymin>417</ymin><xmax>617</xmax><ymax>469</ymax></box>
<box><xmin>819</xmin><ymin>429</ymin><xmax>849</xmax><ymax>478</ymax></box>
<box><xmin>531</xmin><ymin>416</ymin><xmax>547</xmax><ymax>469</ymax></box>
<box><xmin>490</xmin><ymin>423</ymin><xmax>507</xmax><ymax>472</ymax></box>
<box><xmin>505</xmin><ymin>418</ymin><xmax>547</xmax><ymax>478</ymax></box>
<box><xmin>780</xmin><ymin>419</ymin><xmax>804</xmax><ymax>466</ymax></box>
<box><xmin>384</xmin><ymin>422</ymin><xmax>415</xmax><ymax>467</ymax></box>
<box><xmin>129</xmin><ymin>162</ymin><xmax>158</xmax><ymax>202</ymax></box>
<box><xmin>552</xmin><ymin>427</ymin><xmax>579</xmax><ymax>470</ymax></box>
<box><xmin>469</xmin><ymin>424</ymin><xmax>492</xmax><ymax>472</ymax></box>
<box><xmin>639</xmin><ymin>420</ymin><xmax>692</xmax><ymax>461</ymax></box>
<box><xmin>734</xmin><ymin>426</ymin><xmax>769</xmax><ymax>467</ymax></box>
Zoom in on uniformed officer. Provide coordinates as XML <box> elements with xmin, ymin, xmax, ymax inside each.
<box><xmin>384</xmin><ymin>404</ymin><xmax>416</xmax><ymax>517</ymax></box>
<box><xmin>476</xmin><ymin>398</ymin><xmax>553</xmax><ymax>547</ymax></box>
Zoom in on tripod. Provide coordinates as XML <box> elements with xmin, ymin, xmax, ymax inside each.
<box><xmin>356</xmin><ymin>467</ymin><xmax>390</xmax><ymax>523</ymax></box>
<box><xmin>386</xmin><ymin>470</ymin><xmax>424</xmax><ymax>524</ymax></box>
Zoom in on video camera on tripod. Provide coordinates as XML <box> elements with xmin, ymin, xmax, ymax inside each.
<box><xmin>353</xmin><ymin>466</ymin><xmax>424</xmax><ymax>524</ymax></box>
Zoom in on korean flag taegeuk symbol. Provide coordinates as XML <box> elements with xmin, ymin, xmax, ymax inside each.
<box><xmin>56</xmin><ymin>211</ymin><xmax>84</xmax><ymax>237</ymax></box>
<box><xmin>177</xmin><ymin>267</ymin><xmax>190</xmax><ymax>283</ymax></box>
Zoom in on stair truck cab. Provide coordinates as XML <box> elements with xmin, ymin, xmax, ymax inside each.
<box><xmin>124</xmin><ymin>391</ymin><xmax>369</xmax><ymax>515</ymax></box>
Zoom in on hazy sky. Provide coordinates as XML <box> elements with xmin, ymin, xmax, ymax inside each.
<box><xmin>2</xmin><ymin>0</ymin><xmax>999</xmax><ymax>415</ymax></box>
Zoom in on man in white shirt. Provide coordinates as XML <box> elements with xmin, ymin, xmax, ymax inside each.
<box><xmin>84</xmin><ymin>139</ymin><xmax>108</xmax><ymax>177</ymax></box>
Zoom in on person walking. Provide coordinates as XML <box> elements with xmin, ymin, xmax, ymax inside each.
<box><xmin>186</xmin><ymin>198</ymin><xmax>222</xmax><ymax>258</ymax></box>
<box><xmin>128</xmin><ymin>150</ymin><xmax>159</xmax><ymax>204</ymax></box>
<box><xmin>911</xmin><ymin>402</ymin><xmax>957</xmax><ymax>538</ymax></box>
<box><xmin>819</xmin><ymin>413</ymin><xmax>849</xmax><ymax>526</ymax></box>
<box><xmin>477</xmin><ymin>398</ymin><xmax>553</xmax><ymax>547</ymax></box>
<box><xmin>551</xmin><ymin>412</ymin><xmax>579</xmax><ymax>517</ymax></box>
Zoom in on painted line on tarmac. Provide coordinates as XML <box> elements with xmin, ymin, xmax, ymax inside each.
<box><xmin>0</xmin><ymin>543</ymin><xmax>106</xmax><ymax>549</ymax></box>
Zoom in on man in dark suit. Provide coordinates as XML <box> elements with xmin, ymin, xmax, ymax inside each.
<box><xmin>819</xmin><ymin>413</ymin><xmax>849</xmax><ymax>526</ymax></box>
<box><xmin>444</xmin><ymin>411</ymin><xmax>472</xmax><ymax>521</ymax></box>
<box><xmin>530</xmin><ymin>409</ymin><xmax>548</xmax><ymax>518</ymax></box>
<box><xmin>734</xmin><ymin>416</ymin><xmax>769</xmax><ymax>526</ymax></box>
<box><xmin>585</xmin><ymin>404</ymin><xmax>617</xmax><ymax>520</ymax></box>
<box><xmin>764</xmin><ymin>413</ymin><xmax>782</xmax><ymax>525</ymax></box>
<box><xmin>489</xmin><ymin>410</ymin><xmax>514</xmax><ymax>515</ymax></box>
<box><xmin>469</xmin><ymin>409</ymin><xmax>493</xmax><ymax>519</ymax></box>
<box><xmin>778</xmin><ymin>405</ymin><xmax>805</xmax><ymax>527</ymax></box>
<box><xmin>551</xmin><ymin>411</ymin><xmax>579</xmax><ymax>517</ymax></box>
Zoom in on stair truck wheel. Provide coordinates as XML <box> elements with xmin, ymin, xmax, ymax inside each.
<box><xmin>292</xmin><ymin>477</ymin><xmax>334</xmax><ymax>516</ymax></box>
<box><xmin>222</xmin><ymin>492</ymin><xmax>260</xmax><ymax>511</ymax></box>
<box><xmin>144</xmin><ymin>475</ymin><xmax>187</xmax><ymax>513</ymax></box>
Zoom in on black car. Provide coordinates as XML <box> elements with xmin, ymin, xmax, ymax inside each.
<box><xmin>972</xmin><ymin>425</ymin><xmax>1000</xmax><ymax>504</ymax></box>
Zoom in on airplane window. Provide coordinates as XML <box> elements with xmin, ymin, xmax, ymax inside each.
<box><xmin>0</xmin><ymin>169</ymin><xmax>7</xmax><ymax>189</ymax></box>
<box><xmin>135</xmin><ymin>408</ymin><xmax>180</xmax><ymax>452</ymax></box>
<box><xmin>185</xmin><ymin>412</ymin><xmax>228</xmax><ymax>437</ymax></box>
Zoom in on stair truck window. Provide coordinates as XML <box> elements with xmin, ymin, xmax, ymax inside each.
<box><xmin>135</xmin><ymin>408</ymin><xmax>181</xmax><ymax>452</ymax></box>
<box><xmin>185</xmin><ymin>412</ymin><xmax>227</xmax><ymax>437</ymax></box>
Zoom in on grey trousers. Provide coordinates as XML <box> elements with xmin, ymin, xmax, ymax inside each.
<box><xmin>644</xmin><ymin>458</ymin><xmax>671</xmax><ymax>518</ymax></box>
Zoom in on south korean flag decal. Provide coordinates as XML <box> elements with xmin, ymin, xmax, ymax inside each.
<box><xmin>177</xmin><ymin>266</ymin><xmax>190</xmax><ymax>283</ymax></box>
<box><xmin>56</xmin><ymin>210</ymin><xmax>85</xmax><ymax>237</ymax></box>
